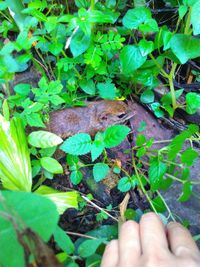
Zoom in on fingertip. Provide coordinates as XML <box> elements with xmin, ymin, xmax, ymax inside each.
<box><xmin>101</xmin><ymin>240</ymin><xmax>119</xmax><ymax>267</ymax></box>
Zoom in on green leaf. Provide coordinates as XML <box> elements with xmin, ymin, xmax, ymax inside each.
<box><xmin>140</xmin><ymin>89</ymin><xmax>154</xmax><ymax>103</ymax></box>
<box><xmin>122</xmin><ymin>7</ymin><xmax>151</xmax><ymax>29</ymax></box>
<box><xmin>186</xmin><ymin>92</ymin><xmax>200</xmax><ymax>114</ymax></box>
<box><xmin>136</xmin><ymin>134</ymin><xmax>146</xmax><ymax>146</ymax></box>
<box><xmin>117</xmin><ymin>176</ymin><xmax>131</xmax><ymax>192</ymax></box>
<box><xmin>97</xmin><ymin>80</ymin><xmax>117</xmax><ymax>100</ymax></box>
<box><xmin>103</xmin><ymin>125</ymin><xmax>130</xmax><ymax>148</ymax></box>
<box><xmin>2</xmin><ymin>99</ymin><xmax>10</xmax><ymax>120</ymax></box>
<box><xmin>40</xmin><ymin>157</ymin><xmax>63</xmax><ymax>174</ymax></box>
<box><xmin>138</xmin><ymin>39</ymin><xmax>154</xmax><ymax>56</ymax></box>
<box><xmin>78</xmin><ymin>239</ymin><xmax>104</xmax><ymax>258</ymax></box>
<box><xmin>13</xmin><ymin>83</ymin><xmax>31</xmax><ymax>96</ymax></box>
<box><xmin>0</xmin><ymin>116</ymin><xmax>32</xmax><ymax>191</ymax></box>
<box><xmin>0</xmin><ymin>191</ymin><xmax>59</xmax><ymax>267</ymax></box>
<box><xmin>70</xmin><ymin>29</ymin><xmax>91</xmax><ymax>57</ymax></box>
<box><xmin>139</xmin><ymin>19</ymin><xmax>159</xmax><ymax>33</ymax></box>
<box><xmin>120</xmin><ymin>45</ymin><xmax>147</xmax><ymax>76</ymax></box>
<box><xmin>152</xmin><ymin>196</ymin><xmax>167</xmax><ymax>213</ymax></box>
<box><xmin>178</xmin><ymin>5</ymin><xmax>188</xmax><ymax>19</ymax></box>
<box><xmin>151</xmin><ymin>102</ymin><xmax>164</xmax><ymax>118</ymax></box>
<box><xmin>54</xmin><ymin>226</ymin><xmax>75</xmax><ymax>254</ymax></box>
<box><xmin>93</xmin><ymin>163</ymin><xmax>109</xmax><ymax>182</ymax></box>
<box><xmin>35</xmin><ymin>185</ymin><xmax>78</xmax><ymax>213</ymax></box>
<box><xmin>191</xmin><ymin>0</ymin><xmax>200</xmax><ymax>35</ymax></box>
<box><xmin>28</xmin><ymin>131</ymin><xmax>63</xmax><ymax>148</ymax></box>
<box><xmin>91</xmin><ymin>132</ymin><xmax>105</xmax><ymax>161</ymax></box>
<box><xmin>178</xmin><ymin>181</ymin><xmax>192</xmax><ymax>202</ymax></box>
<box><xmin>26</xmin><ymin>112</ymin><xmax>45</xmax><ymax>127</ymax></box>
<box><xmin>170</xmin><ymin>34</ymin><xmax>200</xmax><ymax>64</ymax></box>
<box><xmin>180</xmin><ymin>148</ymin><xmax>198</xmax><ymax>166</ymax></box>
<box><xmin>79</xmin><ymin>79</ymin><xmax>96</xmax><ymax>95</ymax></box>
<box><xmin>60</xmin><ymin>133</ymin><xmax>92</xmax><ymax>155</ymax></box>
<box><xmin>70</xmin><ymin>170</ymin><xmax>83</xmax><ymax>185</ymax></box>
<box><xmin>137</xmin><ymin>121</ymin><xmax>147</xmax><ymax>132</ymax></box>
<box><xmin>149</xmin><ymin>157</ymin><xmax>167</xmax><ymax>191</ymax></box>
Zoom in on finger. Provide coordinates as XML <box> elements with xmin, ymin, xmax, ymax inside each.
<box><xmin>101</xmin><ymin>240</ymin><xmax>119</xmax><ymax>267</ymax></box>
<box><xmin>167</xmin><ymin>222</ymin><xmax>200</xmax><ymax>257</ymax></box>
<box><xmin>140</xmin><ymin>212</ymin><xmax>169</xmax><ymax>254</ymax></box>
<box><xmin>118</xmin><ymin>220</ymin><xmax>141</xmax><ymax>266</ymax></box>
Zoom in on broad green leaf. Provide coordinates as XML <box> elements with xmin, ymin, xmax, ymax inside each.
<box><xmin>86</xmin><ymin>254</ymin><xmax>101</xmax><ymax>267</ymax></box>
<box><xmin>5</xmin><ymin>0</ymin><xmax>27</xmax><ymax>31</ymax></box>
<box><xmin>54</xmin><ymin>226</ymin><xmax>75</xmax><ymax>254</ymax></box>
<box><xmin>139</xmin><ymin>19</ymin><xmax>159</xmax><ymax>33</ymax></box>
<box><xmin>149</xmin><ymin>157</ymin><xmax>167</xmax><ymax>191</ymax></box>
<box><xmin>103</xmin><ymin>125</ymin><xmax>130</xmax><ymax>148</ymax></box>
<box><xmin>70</xmin><ymin>170</ymin><xmax>83</xmax><ymax>185</ymax></box>
<box><xmin>191</xmin><ymin>0</ymin><xmax>200</xmax><ymax>35</ymax></box>
<box><xmin>79</xmin><ymin>79</ymin><xmax>96</xmax><ymax>95</ymax></box>
<box><xmin>91</xmin><ymin>132</ymin><xmax>105</xmax><ymax>162</ymax></box>
<box><xmin>35</xmin><ymin>185</ymin><xmax>78</xmax><ymax>214</ymax></box>
<box><xmin>151</xmin><ymin>102</ymin><xmax>164</xmax><ymax>118</ymax></box>
<box><xmin>138</xmin><ymin>39</ymin><xmax>154</xmax><ymax>56</ymax></box>
<box><xmin>28</xmin><ymin>131</ymin><xmax>63</xmax><ymax>148</ymax></box>
<box><xmin>117</xmin><ymin>176</ymin><xmax>131</xmax><ymax>192</ymax></box>
<box><xmin>120</xmin><ymin>45</ymin><xmax>147</xmax><ymax>76</ymax></box>
<box><xmin>178</xmin><ymin>5</ymin><xmax>188</xmax><ymax>19</ymax></box>
<box><xmin>26</xmin><ymin>112</ymin><xmax>45</xmax><ymax>127</ymax></box>
<box><xmin>180</xmin><ymin>148</ymin><xmax>198</xmax><ymax>166</ymax></box>
<box><xmin>170</xmin><ymin>34</ymin><xmax>200</xmax><ymax>64</ymax></box>
<box><xmin>60</xmin><ymin>133</ymin><xmax>92</xmax><ymax>155</ymax></box>
<box><xmin>122</xmin><ymin>7</ymin><xmax>151</xmax><ymax>29</ymax></box>
<box><xmin>13</xmin><ymin>83</ymin><xmax>30</xmax><ymax>96</ymax></box>
<box><xmin>186</xmin><ymin>92</ymin><xmax>200</xmax><ymax>114</ymax></box>
<box><xmin>93</xmin><ymin>163</ymin><xmax>109</xmax><ymax>182</ymax></box>
<box><xmin>0</xmin><ymin>116</ymin><xmax>32</xmax><ymax>191</ymax></box>
<box><xmin>70</xmin><ymin>29</ymin><xmax>91</xmax><ymax>57</ymax></box>
<box><xmin>140</xmin><ymin>89</ymin><xmax>154</xmax><ymax>103</ymax></box>
<box><xmin>97</xmin><ymin>80</ymin><xmax>117</xmax><ymax>100</ymax></box>
<box><xmin>78</xmin><ymin>239</ymin><xmax>104</xmax><ymax>258</ymax></box>
<box><xmin>136</xmin><ymin>134</ymin><xmax>146</xmax><ymax>146</ymax></box>
<box><xmin>178</xmin><ymin>181</ymin><xmax>192</xmax><ymax>202</ymax></box>
<box><xmin>0</xmin><ymin>191</ymin><xmax>59</xmax><ymax>267</ymax></box>
<box><xmin>152</xmin><ymin>196</ymin><xmax>167</xmax><ymax>213</ymax></box>
<box><xmin>40</xmin><ymin>157</ymin><xmax>63</xmax><ymax>174</ymax></box>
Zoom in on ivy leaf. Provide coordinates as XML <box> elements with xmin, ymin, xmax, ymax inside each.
<box><xmin>178</xmin><ymin>5</ymin><xmax>188</xmax><ymax>19</ymax></box>
<box><xmin>149</xmin><ymin>157</ymin><xmax>167</xmax><ymax>191</ymax></box>
<box><xmin>78</xmin><ymin>239</ymin><xmax>105</xmax><ymax>258</ymax></box>
<box><xmin>103</xmin><ymin>125</ymin><xmax>130</xmax><ymax>148</ymax></box>
<box><xmin>93</xmin><ymin>163</ymin><xmax>109</xmax><ymax>182</ymax></box>
<box><xmin>122</xmin><ymin>7</ymin><xmax>151</xmax><ymax>29</ymax></box>
<box><xmin>191</xmin><ymin>0</ymin><xmax>200</xmax><ymax>35</ymax></box>
<box><xmin>117</xmin><ymin>176</ymin><xmax>131</xmax><ymax>192</ymax></box>
<box><xmin>97</xmin><ymin>80</ymin><xmax>117</xmax><ymax>100</ymax></box>
<box><xmin>28</xmin><ymin>131</ymin><xmax>63</xmax><ymax>148</ymax></box>
<box><xmin>186</xmin><ymin>92</ymin><xmax>200</xmax><ymax>114</ymax></box>
<box><xmin>170</xmin><ymin>34</ymin><xmax>200</xmax><ymax>64</ymax></box>
<box><xmin>120</xmin><ymin>45</ymin><xmax>147</xmax><ymax>76</ymax></box>
<box><xmin>40</xmin><ymin>157</ymin><xmax>63</xmax><ymax>174</ymax></box>
<box><xmin>139</xmin><ymin>19</ymin><xmax>159</xmax><ymax>33</ymax></box>
<box><xmin>178</xmin><ymin>181</ymin><xmax>192</xmax><ymax>202</ymax></box>
<box><xmin>60</xmin><ymin>133</ymin><xmax>92</xmax><ymax>155</ymax></box>
<box><xmin>180</xmin><ymin>148</ymin><xmax>198</xmax><ymax>166</ymax></box>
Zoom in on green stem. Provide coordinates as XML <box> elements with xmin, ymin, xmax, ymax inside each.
<box><xmin>149</xmin><ymin>54</ymin><xmax>168</xmax><ymax>78</ymax></box>
<box><xmin>184</xmin><ymin>7</ymin><xmax>192</xmax><ymax>35</ymax></box>
<box><xmin>168</xmin><ymin>62</ymin><xmax>177</xmax><ymax>110</ymax></box>
<box><xmin>90</xmin><ymin>0</ymin><xmax>95</xmax><ymax>10</ymax></box>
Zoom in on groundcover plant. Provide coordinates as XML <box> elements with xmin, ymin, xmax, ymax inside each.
<box><xmin>0</xmin><ymin>0</ymin><xmax>200</xmax><ymax>266</ymax></box>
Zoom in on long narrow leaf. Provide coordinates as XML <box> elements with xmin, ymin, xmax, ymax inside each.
<box><xmin>0</xmin><ymin>115</ymin><xmax>32</xmax><ymax>191</ymax></box>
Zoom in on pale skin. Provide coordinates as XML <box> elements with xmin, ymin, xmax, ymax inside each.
<box><xmin>101</xmin><ymin>212</ymin><xmax>200</xmax><ymax>267</ymax></box>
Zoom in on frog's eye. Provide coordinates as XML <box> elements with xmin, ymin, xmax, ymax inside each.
<box><xmin>117</xmin><ymin>113</ymin><xmax>126</xmax><ymax>119</ymax></box>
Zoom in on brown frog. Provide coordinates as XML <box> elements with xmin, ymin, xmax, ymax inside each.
<box><xmin>46</xmin><ymin>100</ymin><xmax>134</xmax><ymax>139</ymax></box>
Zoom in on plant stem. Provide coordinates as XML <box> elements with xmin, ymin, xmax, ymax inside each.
<box><xmin>168</xmin><ymin>62</ymin><xmax>177</xmax><ymax>110</ymax></box>
<box><xmin>184</xmin><ymin>7</ymin><xmax>192</xmax><ymax>35</ymax></box>
<box><xmin>149</xmin><ymin>53</ymin><xmax>168</xmax><ymax>78</ymax></box>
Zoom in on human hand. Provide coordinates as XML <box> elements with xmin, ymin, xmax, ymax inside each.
<box><xmin>101</xmin><ymin>212</ymin><xmax>200</xmax><ymax>267</ymax></box>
